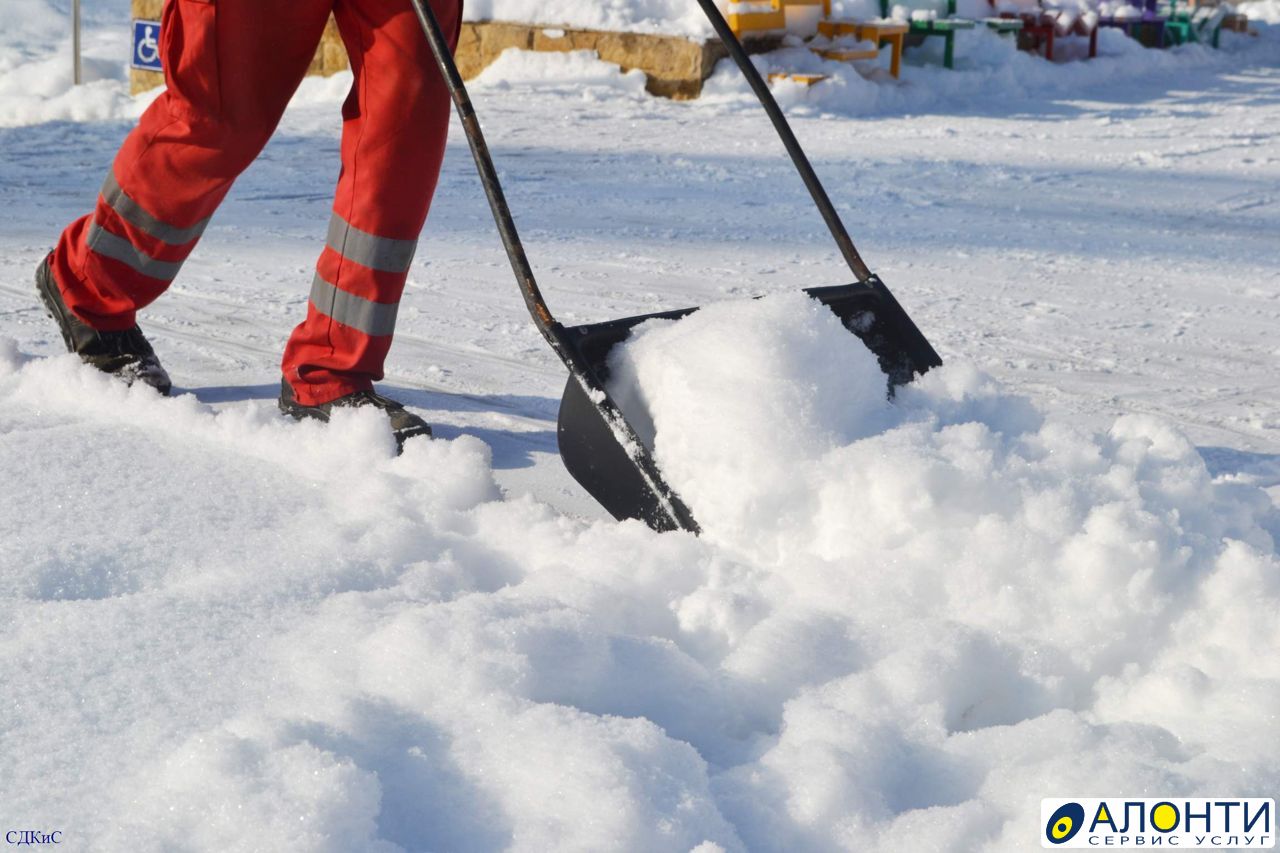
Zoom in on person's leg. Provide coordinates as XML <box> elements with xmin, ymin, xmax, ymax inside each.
<box><xmin>281</xmin><ymin>0</ymin><xmax>461</xmax><ymax>406</ymax></box>
<box><xmin>50</xmin><ymin>0</ymin><xmax>333</xmax><ymax>331</ymax></box>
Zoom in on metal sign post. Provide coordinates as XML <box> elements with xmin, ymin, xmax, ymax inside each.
<box><xmin>72</xmin><ymin>0</ymin><xmax>82</xmax><ymax>85</ymax></box>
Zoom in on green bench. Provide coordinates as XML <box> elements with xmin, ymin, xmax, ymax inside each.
<box><xmin>1162</xmin><ymin>0</ymin><xmax>1230</xmax><ymax>45</ymax></box>
<box><xmin>879</xmin><ymin>0</ymin><xmax>1021</xmax><ymax>68</ymax></box>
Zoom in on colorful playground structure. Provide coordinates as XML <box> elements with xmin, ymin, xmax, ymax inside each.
<box><xmin>127</xmin><ymin>0</ymin><xmax>1256</xmax><ymax>100</ymax></box>
<box><xmin>727</xmin><ymin>0</ymin><xmax>1251</xmax><ymax>82</ymax></box>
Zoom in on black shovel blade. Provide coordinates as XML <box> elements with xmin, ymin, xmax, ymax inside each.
<box><xmin>555</xmin><ymin>276</ymin><xmax>942</xmax><ymax>531</ymax></box>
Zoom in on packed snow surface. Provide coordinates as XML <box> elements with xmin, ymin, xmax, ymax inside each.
<box><xmin>2</xmin><ymin>1</ymin><xmax>1279</xmax><ymax>851</ymax></box>
<box><xmin>2</xmin><ymin>300</ymin><xmax>1278</xmax><ymax>850</ymax></box>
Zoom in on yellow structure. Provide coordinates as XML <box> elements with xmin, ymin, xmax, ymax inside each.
<box><xmin>728</xmin><ymin>0</ymin><xmax>908</xmax><ymax>79</ymax></box>
<box><xmin>129</xmin><ymin>0</ymin><xmax>908</xmax><ymax>98</ymax></box>
<box><xmin>816</xmin><ymin>18</ymin><xmax>909</xmax><ymax>77</ymax></box>
<box><xmin>728</xmin><ymin>0</ymin><xmax>834</xmax><ymax>33</ymax></box>
<box><xmin>129</xmin><ymin>1</ymin><xmax>731</xmax><ymax>99</ymax></box>
<box><xmin>768</xmin><ymin>72</ymin><xmax>829</xmax><ymax>85</ymax></box>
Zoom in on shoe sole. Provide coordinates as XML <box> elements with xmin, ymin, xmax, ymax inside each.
<box><xmin>34</xmin><ymin>259</ymin><xmax>79</xmax><ymax>354</ymax></box>
<box><xmin>278</xmin><ymin>382</ymin><xmax>432</xmax><ymax>449</ymax></box>
<box><xmin>278</xmin><ymin>401</ymin><xmax>332</xmax><ymax>424</ymax></box>
<box><xmin>35</xmin><ymin>256</ymin><xmax>173</xmax><ymax>397</ymax></box>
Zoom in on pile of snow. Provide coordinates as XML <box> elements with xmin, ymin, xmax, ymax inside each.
<box><xmin>705</xmin><ymin>20</ymin><xmax>1274</xmax><ymax>116</ymax></box>
<box><xmin>462</xmin><ymin>0</ymin><xmax>1273</xmax><ymax>43</ymax></box>
<box><xmin>1237</xmin><ymin>0</ymin><xmax>1280</xmax><ymax>21</ymax></box>
<box><xmin>0</xmin><ymin>0</ymin><xmax>137</xmax><ymax>127</ymax></box>
<box><xmin>2</xmin><ymin>0</ymin><xmax>1275</xmax><ymax>129</ymax></box>
<box><xmin>828</xmin><ymin>0</ymin><xmax>889</xmax><ymax>17</ymax></box>
<box><xmin>463</xmin><ymin>0</ymin><xmax>720</xmax><ymax>37</ymax></box>
<box><xmin>3</xmin><ymin>291</ymin><xmax>1277</xmax><ymax>849</ymax></box>
<box><xmin>472</xmin><ymin>49</ymin><xmax>651</xmax><ymax>100</ymax></box>
<box><xmin>441</xmin><ymin>21</ymin><xmax>1261</xmax><ymax>123</ymax></box>
<box><xmin>1098</xmin><ymin>1</ymin><xmax>1147</xmax><ymax>17</ymax></box>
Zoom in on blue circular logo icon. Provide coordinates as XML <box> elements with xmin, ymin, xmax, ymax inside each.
<box><xmin>1046</xmin><ymin>803</ymin><xmax>1085</xmax><ymax>845</ymax></box>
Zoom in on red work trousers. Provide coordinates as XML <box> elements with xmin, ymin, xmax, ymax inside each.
<box><xmin>50</xmin><ymin>0</ymin><xmax>461</xmax><ymax>405</ymax></box>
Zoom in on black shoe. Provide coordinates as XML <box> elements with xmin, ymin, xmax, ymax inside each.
<box><xmin>35</xmin><ymin>253</ymin><xmax>172</xmax><ymax>395</ymax></box>
<box><xmin>278</xmin><ymin>379</ymin><xmax>433</xmax><ymax>449</ymax></box>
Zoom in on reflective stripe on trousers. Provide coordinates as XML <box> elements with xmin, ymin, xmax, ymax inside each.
<box><xmin>48</xmin><ymin>0</ymin><xmax>462</xmax><ymax>407</ymax></box>
<box><xmin>305</xmin><ymin>212</ymin><xmax>417</xmax><ymax>337</ymax></box>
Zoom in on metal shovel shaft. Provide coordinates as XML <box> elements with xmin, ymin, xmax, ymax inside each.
<box><xmin>404</xmin><ymin>0</ymin><xmax>939</xmax><ymax>533</ymax></box>
<box><xmin>406</xmin><ymin>0</ymin><xmax>559</xmax><ymax>348</ymax></box>
<box><xmin>406</xmin><ymin>0</ymin><xmax>702</xmax><ymax>532</ymax></box>
<box><xmin>690</xmin><ymin>0</ymin><xmax>874</xmax><ymax>283</ymax></box>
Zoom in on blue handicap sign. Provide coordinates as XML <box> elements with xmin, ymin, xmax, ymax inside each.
<box><xmin>132</xmin><ymin>20</ymin><xmax>162</xmax><ymax>71</ymax></box>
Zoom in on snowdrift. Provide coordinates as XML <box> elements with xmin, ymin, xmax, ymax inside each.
<box><xmin>705</xmin><ymin>24</ymin><xmax>1275</xmax><ymax>116</ymax></box>
<box><xmin>3</xmin><ymin>0</ymin><xmax>1276</xmax><ymax>128</ymax></box>
<box><xmin>1238</xmin><ymin>0</ymin><xmax>1280</xmax><ymax>21</ymax></box>
<box><xmin>0</xmin><ymin>0</ymin><xmax>141</xmax><ymax>128</ymax></box>
<box><xmin>462</xmin><ymin>0</ymin><xmax>719</xmax><ymax>38</ymax></box>
<box><xmin>2</xmin><ymin>293</ymin><xmax>1276</xmax><ymax>850</ymax></box>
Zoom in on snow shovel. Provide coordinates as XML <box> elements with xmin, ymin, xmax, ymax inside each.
<box><xmin>408</xmin><ymin>0</ymin><xmax>943</xmax><ymax>534</ymax></box>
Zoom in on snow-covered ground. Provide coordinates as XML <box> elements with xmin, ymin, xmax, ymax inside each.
<box><xmin>1</xmin><ymin>3</ymin><xmax>1278</xmax><ymax>851</ymax></box>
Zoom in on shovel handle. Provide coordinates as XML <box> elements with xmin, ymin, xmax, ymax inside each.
<box><xmin>692</xmin><ymin>0</ymin><xmax>873</xmax><ymax>282</ymax></box>
<box><xmin>408</xmin><ymin>0</ymin><xmax>701</xmax><ymax>532</ymax></box>
<box><xmin>407</xmin><ymin>0</ymin><xmax>562</xmax><ymax>347</ymax></box>
<box><xmin>410</xmin><ymin>0</ymin><xmax>878</xmax><ymax>333</ymax></box>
